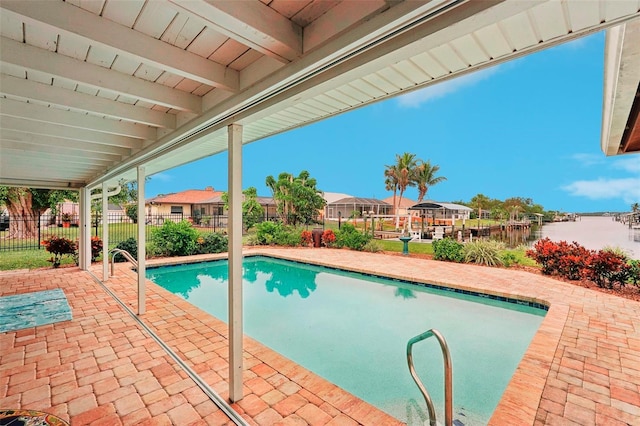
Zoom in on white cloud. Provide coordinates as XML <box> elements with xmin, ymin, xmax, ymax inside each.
<box><xmin>396</xmin><ymin>65</ymin><xmax>503</xmax><ymax>108</ymax></box>
<box><xmin>612</xmin><ymin>157</ymin><xmax>640</xmax><ymax>173</ymax></box>
<box><xmin>562</xmin><ymin>177</ymin><xmax>640</xmax><ymax>204</ymax></box>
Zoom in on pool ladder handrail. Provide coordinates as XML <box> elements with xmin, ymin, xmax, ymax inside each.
<box><xmin>406</xmin><ymin>328</ymin><xmax>453</xmax><ymax>426</ymax></box>
<box><xmin>109</xmin><ymin>248</ymin><xmax>138</xmax><ymax>276</ymax></box>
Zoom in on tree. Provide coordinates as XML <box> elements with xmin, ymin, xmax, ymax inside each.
<box><xmin>415</xmin><ymin>160</ymin><xmax>446</xmax><ymax>202</ymax></box>
<box><xmin>384</xmin><ymin>153</ymin><xmax>418</xmax><ymax>230</ymax></box>
<box><xmin>0</xmin><ymin>187</ymin><xmax>78</xmax><ymax>239</ymax></box>
<box><xmin>265</xmin><ymin>171</ymin><xmax>325</xmax><ymax>226</ymax></box>
<box><xmin>470</xmin><ymin>193</ymin><xmax>490</xmax><ymax>224</ymax></box>
<box><xmin>632</xmin><ymin>202</ymin><xmax>639</xmax><ymax>212</ymax></box>
<box><xmin>222</xmin><ymin>186</ymin><xmax>265</xmax><ymax>231</ymax></box>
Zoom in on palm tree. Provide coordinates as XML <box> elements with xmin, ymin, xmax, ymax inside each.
<box><xmin>395</xmin><ymin>153</ymin><xmax>417</xmax><ymax>209</ymax></box>
<box><xmin>415</xmin><ymin>160</ymin><xmax>447</xmax><ymax>202</ymax></box>
<box><xmin>632</xmin><ymin>202</ymin><xmax>639</xmax><ymax>212</ymax></box>
<box><xmin>384</xmin><ymin>164</ymin><xmax>400</xmax><ymax>217</ymax></box>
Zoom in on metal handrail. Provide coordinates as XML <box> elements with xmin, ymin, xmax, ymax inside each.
<box><xmin>109</xmin><ymin>248</ymin><xmax>138</xmax><ymax>276</ymax></box>
<box><xmin>406</xmin><ymin>329</ymin><xmax>453</xmax><ymax>426</ymax></box>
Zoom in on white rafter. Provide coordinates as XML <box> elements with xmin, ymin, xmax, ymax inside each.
<box><xmin>0</xmin><ymin>37</ymin><xmax>202</xmax><ymax>113</ymax></box>
<box><xmin>0</xmin><ymin>116</ymin><xmax>143</xmax><ymax>150</ymax></box>
<box><xmin>169</xmin><ymin>0</ymin><xmax>302</xmax><ymax>62</ymax></box>
<box><xmin>0</xmin><ymin>129</ymin><xmax>131</xmax><ymax>157</ymax></box>
<box><xmin>0</xmin><ymin>0</ymin><xmax>239</xmax><ymax>91</ymax></box>
<box><xmin>0</xmin><ymin>98</ymin><xmax>155</xmax><ymax>141</ymax></box>
<box><xmin>0</xmin><ymin>75</ymin><xmax>176</xmax><ymax>129</ymax></box>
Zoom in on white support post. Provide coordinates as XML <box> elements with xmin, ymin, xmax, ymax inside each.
<box><xmin>79</xmin><ymin>187</ymin><xmax>91</xmax><ymax>270</ymax></box>
<box><xmin>102</xmin><ymin>182</ymin><xmax>109</xmax><ymax>281</ymax></box>
<box><xmin>228</xmin><ymin>123</ymin><xmax>244</xmax><ymax>402</ymax></box>
<box><xmin>137</xmin><ymin>166</ymin><xmax>146</xmax><ymax>315</ymax></box>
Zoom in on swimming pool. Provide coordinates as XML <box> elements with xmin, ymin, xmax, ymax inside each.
<box><xmin>147</xmin><ymin>256</ymin><xmax>546</xmax><ymax>425</ymax></box>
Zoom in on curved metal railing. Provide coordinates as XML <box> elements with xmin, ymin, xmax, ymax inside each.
<box><xmin>109</xmin><ymin>248</ymin><xmax>138</xmax><ymax>276</ymax></box>
<box><xmin>406</xmin><ymin>328</ymin><xmax>453</xmax><ymax>426</ymax></box>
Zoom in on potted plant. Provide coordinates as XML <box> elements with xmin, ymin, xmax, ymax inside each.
<box><xmin>61</xmin><ymin>213</ymin><xmax>72</xmax><ymax>228</ymax></box>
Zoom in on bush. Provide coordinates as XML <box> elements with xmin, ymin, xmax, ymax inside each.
<box><xmin>151</xmin><ymin>220</ymin><xmax>199</xmax><ymax>256</ymax></box>
<box><xmin>526</xmin><ymin>238</ymin><xmax>592</xmax><ymax>279</ymax></box>
<box><xmin>41</xmin><ymin>235</ymin><xmax>76</xmax><ymax>268</ymax></box>
<box><xmin>90</xmin><ymin>236</ymin><xmax>103</xmax><ymax>262</ymax></box>
<box><xmin>500</xmin><ymin>252</ymin><xmax>518</xmax><ymax>268</ymax></box>
<box><xmin>335</xmin><ymin>223</ymin><xmax>371</xmax><ymax>251</ymax></box>
<box><xmin>114</xmin><ymin>237</ymin><xmax>138</xmax><ymax>261</ymax></box>
<box><xmin>432</xmin><ymin>238</ymin><xmax>464</xmax><ymax>262</ymax></box>
<box><xmin>363</xmin><ymin>240</ymin><xmax>383</xmax><ymax>253</ymax></box>
<box><xmin>195</xmin><ymin>232</ymin><xmax>228</xmax><ymax>254</ymax></box>
<box><xmin>463</xmin><ymin>240</ymin><xmax>503</xmax><ymax>267</ymax></box>
<box><xmin>254</xmin><ymin>221</ymin><xmax>302</xmax><ymax>246</ymax></box>
<box><xmin>301</xmin><ymin>230</ymin><xmax>312</xmax><ymax>246</ymax></box>
<box><xmin>322</xmin><ymin>229</ymin><xmax>336</xmax><ymax>247</ymax></box>
<box><xmin>586</xmin><ymin>250</ymin><xmax>631</xmax><ymax>288</ymax></box>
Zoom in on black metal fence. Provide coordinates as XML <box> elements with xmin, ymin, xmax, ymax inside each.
<box><xmin>0</xmin><ymin>213</ymin><xmax>231</xmax><ymax>251</ymax></box>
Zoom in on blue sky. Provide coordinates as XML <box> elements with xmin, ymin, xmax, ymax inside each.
<box><xmin>147</xmin><ymin>31</ymin><xmax>640</xmax><ymax>213</ymax></box>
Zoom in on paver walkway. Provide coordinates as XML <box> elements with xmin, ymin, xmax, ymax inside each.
<box><xmin>2</xmin><ymin>247</ymin><xmax>640</xmax><ymax>425</ymax></box>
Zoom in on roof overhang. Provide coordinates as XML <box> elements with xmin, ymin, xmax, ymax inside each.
<box><xmin>1</xmin><ymin>1</ymin><xmax>639</xmax><ymax>191</ymax></box>
<box><xmin>601</xmin><ymin>18</ymin><xmax>640</xmax><ymax>155</ymax></box>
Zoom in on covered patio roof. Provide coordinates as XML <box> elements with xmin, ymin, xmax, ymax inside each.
<box><xmin>1</xmin><ymin>0</ymin><xmax>639</xmax><ymax>190</ymax></box>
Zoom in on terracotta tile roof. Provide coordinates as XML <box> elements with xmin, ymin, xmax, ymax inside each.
<box><xmin>149</xmin><ymin>188</ymin><xmax>223</xmax><ymax>204</ymax></box>
<box><xmin>382</xmin><ymin>196</ymin><xmax>416</xmax><ymax>208</ymax></box>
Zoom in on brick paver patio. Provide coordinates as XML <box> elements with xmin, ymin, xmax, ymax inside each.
<box><xmin>2</xmin><ymin>247</ymin><xmax>639</xmax><ymax>425</ymax></box>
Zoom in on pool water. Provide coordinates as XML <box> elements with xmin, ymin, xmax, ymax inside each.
<box><xmin>147</xmin><ymin>256</ymin><xmax>546</xmax><ymax>425</ymax></box>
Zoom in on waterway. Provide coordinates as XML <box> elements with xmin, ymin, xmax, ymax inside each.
<box><xmin>495</xmin><ymin>216</ymin><xmax>640</xmax><ymax>259</ymax></box>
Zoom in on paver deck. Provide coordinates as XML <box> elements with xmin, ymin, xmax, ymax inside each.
<box><xmin>2</xmin><ymin>247</ymin><xmax>640</xmax><ymax>425</ymax></box>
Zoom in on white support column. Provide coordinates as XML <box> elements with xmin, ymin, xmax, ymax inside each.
<box><xmin>79</xmin><ymin>187</ymin><xmax>91</xmax><ymax>270</ymax></box>
<box><xmin>137</xmin><ymin>166</ymin><xmax>146</xmax><ymax>315</ymax></box>
<box><xmin>228</xmin><ymin>123</ymin><xmax>244</xmax><ymax>402</ymax></box>
<box><xmin>102</xmin><ymin>183</ymin><xmax>109</xmax><ymax>281</ymax></box>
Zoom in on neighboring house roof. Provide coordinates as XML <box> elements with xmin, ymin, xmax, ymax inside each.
<box><xmin>328</xmin><ymin>197</ymin><xmax>391</xmax><ymax>206</ymax></box>
<box><xmin>382</xmin><ymin>196</ymin><xmax>416</xmax><ymax>208</ymax></box>
<box><xmin>198</xmin><ymin>195</ymin><xmax>275</xmax><ymax>204</ymax></box>
<box><xmin>409</xmin><ymin>201</ymin><xmax>473</xmax><ymax>211</ymax></box>
<box><xmin>323</xmin><ymin>192</ymin><xmax>352</xmax><ymax>204</ymax></box>
<box><xmin>147</xmin><ymin>187</ymin><xmax>222</xmax><ymax>204</ymax></box>
<box><xmin>107</xmin><ymin>203</ymin><xmax>123</xmax><ymax>211</ymax></box>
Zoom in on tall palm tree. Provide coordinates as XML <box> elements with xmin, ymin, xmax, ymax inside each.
<box><xmin>632</xmin><ymin>202</ymin><xmax>639</xmax><ymax>212</ymax></box>
<box><xmin>415</xmin><ymin>160</ymin><xmax>447</xmax><ymax>202</ymax></box>
<box><xmin>393</xmin><ymin>153</ymin><xmax>418</xmax><ymax>229</ymax></box>
<box><xmin>384</xmin><ymin>164</ymin><xmax>399</xmax><ymax>217</ymax></box>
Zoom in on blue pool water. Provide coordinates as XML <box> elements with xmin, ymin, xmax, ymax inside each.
<box><xmin>147</xmin><ymin>256</ymin><xmax>546</xmax><ymax>425</ymax></box>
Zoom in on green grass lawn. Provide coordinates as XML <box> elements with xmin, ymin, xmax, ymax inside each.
<box><xmin>377</xmin><ymin>239</ymin><xmax>434</xmax><ymax>255</ymax></box>
<box><xmin>0</xmin><ymin>249</ymin><xmax>78</xmax><ymax>270</ymax></box>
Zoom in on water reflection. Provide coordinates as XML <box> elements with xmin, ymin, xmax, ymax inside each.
<box><xmin>258</xmin><ymin>262</ymin><xmax>318</xmax><ymax>298</ymax></box>
<box><xmin>394</xmin><ymin>287</ymin><xmax>417</xmax><ymax>299</ymax></box>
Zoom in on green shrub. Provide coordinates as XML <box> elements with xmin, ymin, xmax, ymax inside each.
<box><xmin>151</xmin><ymin>220</ymin><xmax>198</xmax><ymax>256</ymax></box>
<box><xmin>114</xmin><ymin>238</ymin><xmax>138</xmax><ymax>262</ymax></box>
<box><xmin>363</xmin><ymin>240</ymin><xmax>383</xmax><ymax>253</ymax></box>
<box><xmin>463</xmin><ymin>240</ymin><xmax>503</xmax><ymax>267</ymax></box>
<box><xmin>335</xmin><ymin>223</ymin><xmax>371</xmax><ymax>251</ymax></box>
<box><xmin>627</xmin><ymin>260</ymin><xmax>640</xmax><ymax>286</ymax></box>
<box><xmin>255</xmin><ymin>221</ymin><xmax>282</xmax><ymax>245</ymax></box>
<box><xmin>432</xmin><ymin>238</ymin><xmax>464</xmax><ymax>262</ymax></box>
<box><xmin>500</xmin><ymin>252</ymin><xmax>518</xmax><ymax>267</ymax></box>
<box><xmin>195</xmin><ymin>232</ymin><xmax>228</xmax><ymax>254</ymax></box>
<box><xmin>254</xmin><ymin>221</ymin><xmax>302</xmax><ymax>246</ymax></box>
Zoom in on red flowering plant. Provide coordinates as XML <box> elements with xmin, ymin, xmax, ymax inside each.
<box><xmin>526</xmin><ymin>238</ymin><xmax>593</xmax><ymax>280</ymax></box>
<box><xmin>90</xmin><ymin>236</ymin><xmax>103</xmax><ymax>262</ymax></box>
<box><xmin>300</xmin><ymin>230</ymin><xmax>313</xmax><ymax>246</ymax></box>
<box><xmin>322</xmin><ymin>229</ymin><xmax>336</xmax><ymax>247</ymax></box>
<box><xmin>586</xmin><ymin>250</ymin><xmax>631</xmax><ymax>289</ymax></box>
<box><xmin>41</xmin><ymin>235</ymin><xmax>77</xmax><ymax>268</ymax></box>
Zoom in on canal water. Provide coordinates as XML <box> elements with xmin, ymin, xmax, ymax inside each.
<box><xmin>494</xmin><ymin>216</ymin><xmax>640</xmax><ymax>259</ymax></box>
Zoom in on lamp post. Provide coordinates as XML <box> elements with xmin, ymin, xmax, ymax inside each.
<box><xmin>338</xmin><ymin>211</ymin><xmax>342</xmax><ymax>230</ymax></box>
